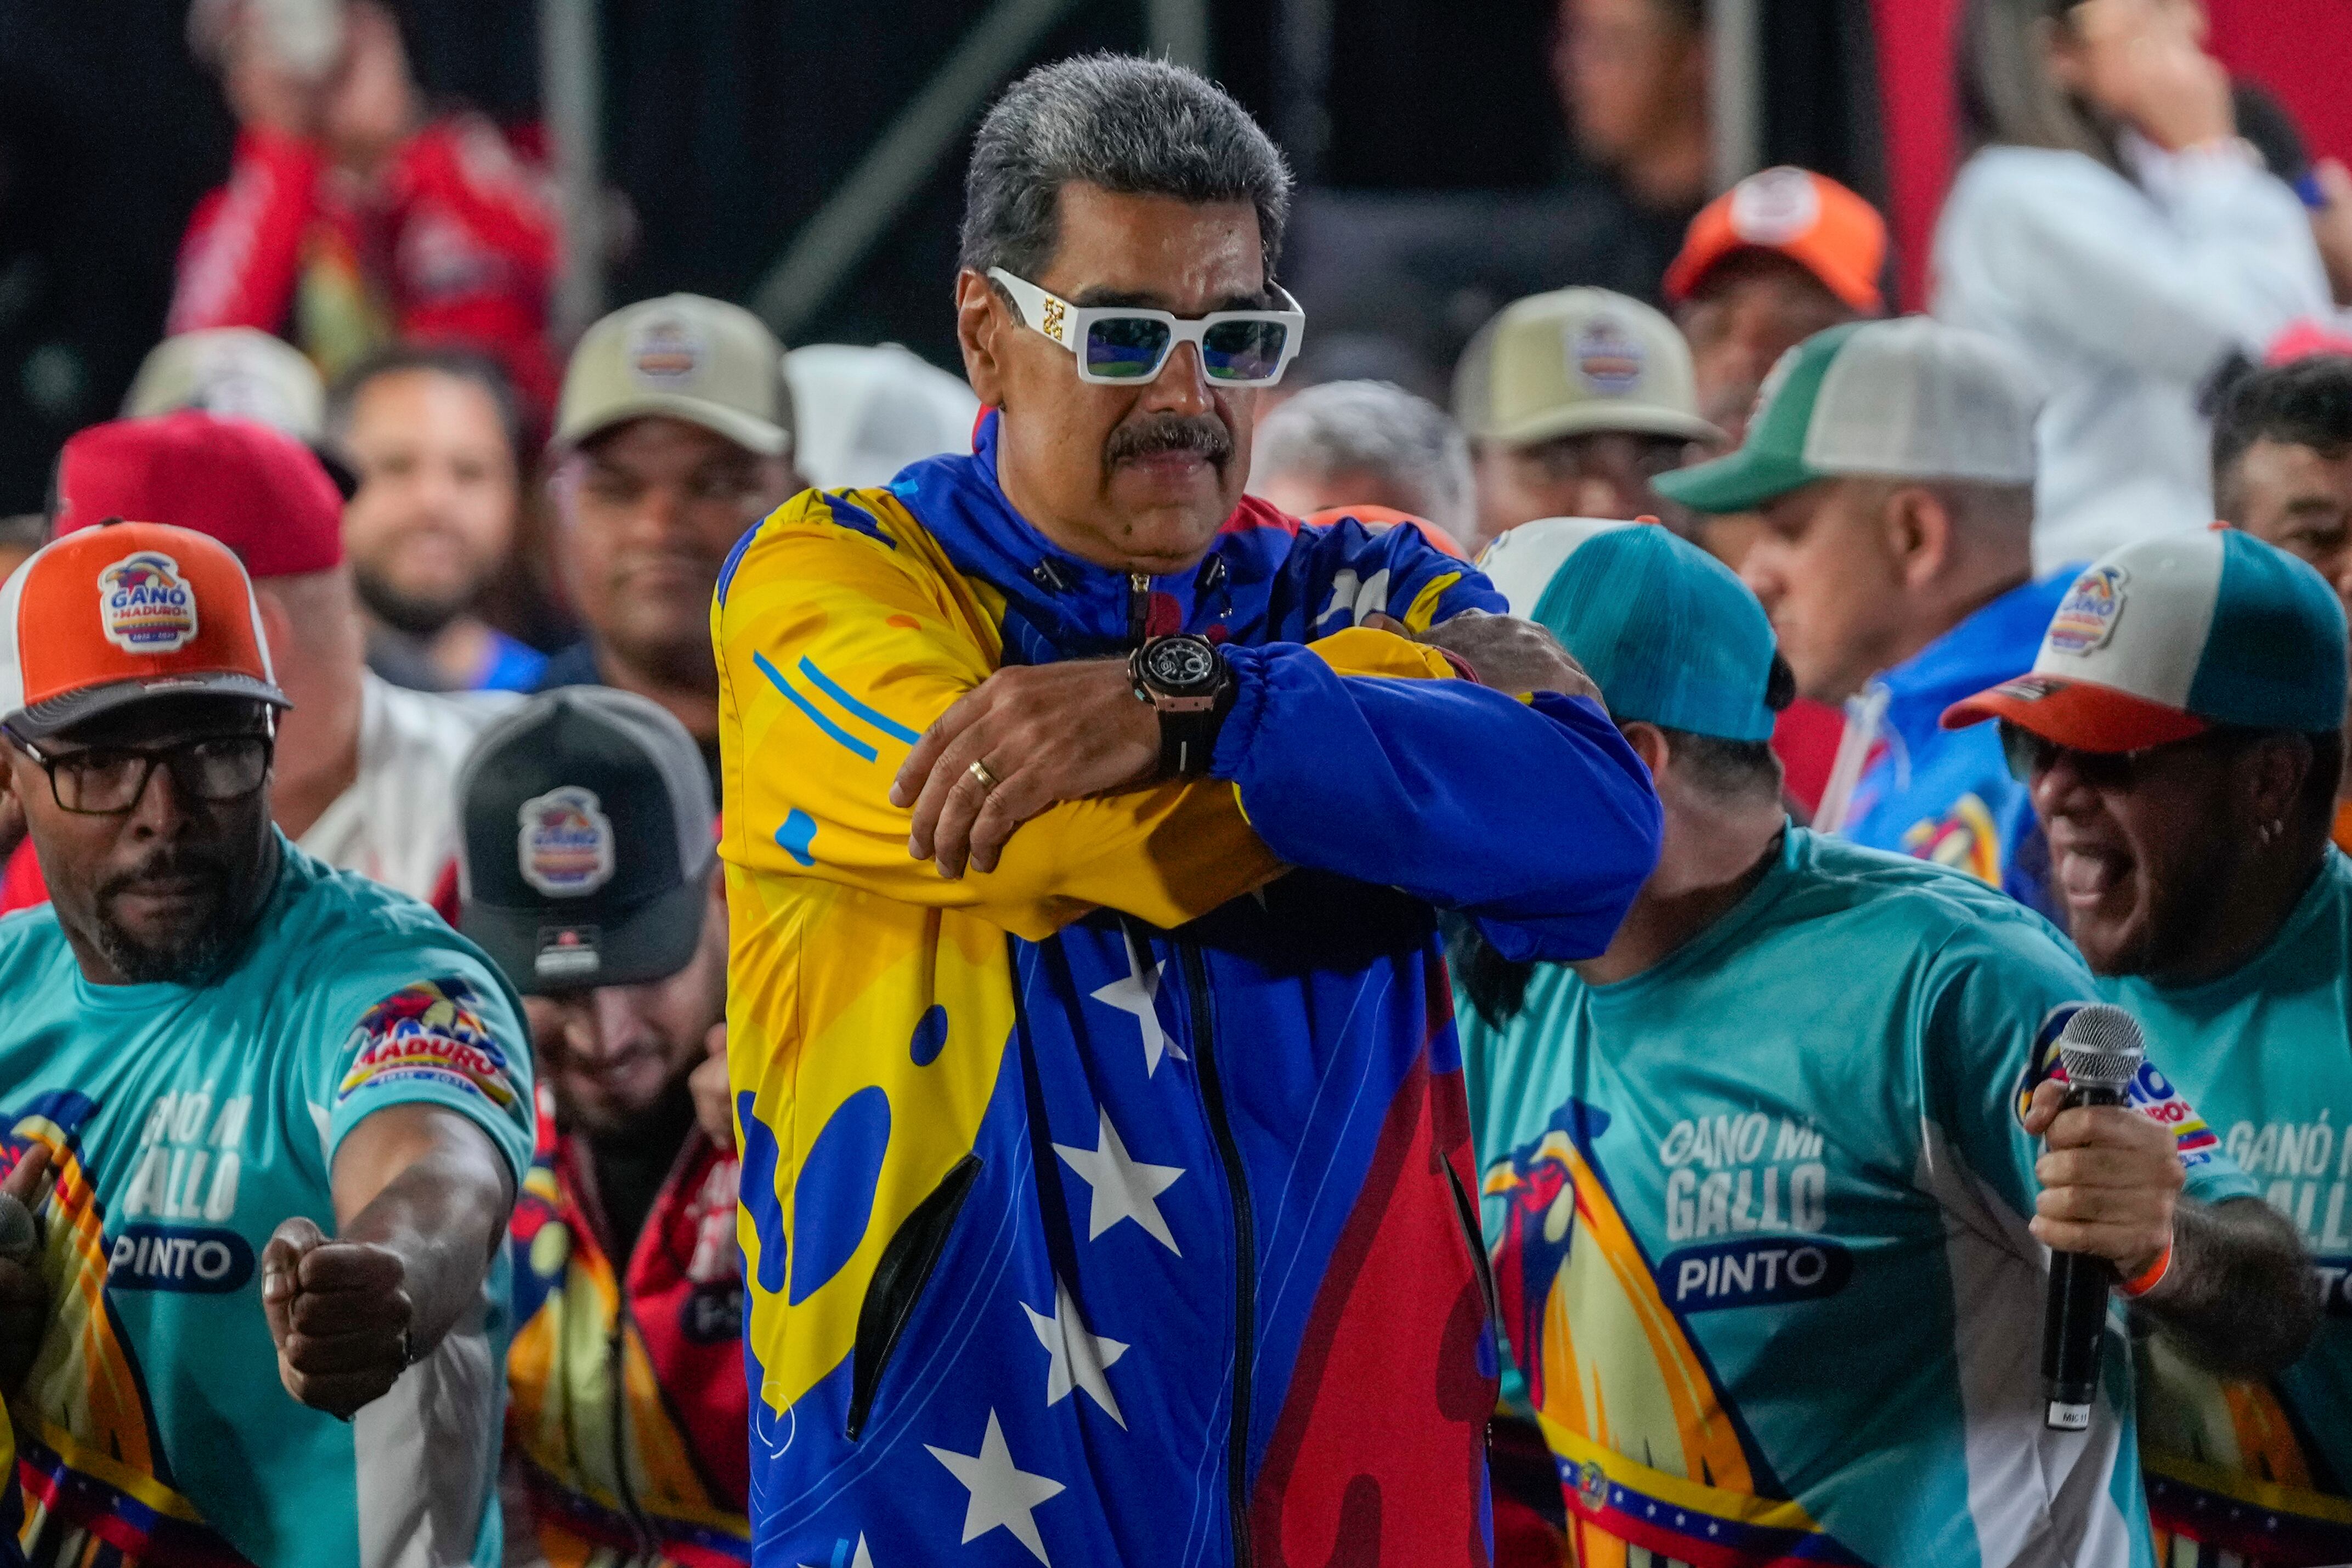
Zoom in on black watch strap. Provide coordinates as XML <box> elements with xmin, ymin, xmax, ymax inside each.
<box><xmin>1130</xmin><ymin>636</ymin><xmax>1235</xmax><ymax>778</ymax></box>
<box><xmin>1159</xmin><ymin>680</ymin><xmax>1236</xmax><ymax>778</ymax></box>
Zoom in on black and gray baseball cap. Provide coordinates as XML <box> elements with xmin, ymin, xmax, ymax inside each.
<box><xmin>456</xmin><ymin>687</ymin><xmax>716</xmax><ymax>994</ymax></box>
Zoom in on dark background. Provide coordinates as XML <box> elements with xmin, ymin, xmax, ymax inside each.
<box><xmin>0</xmin><ymin>0</ymin><xmax>1881</xmax><ymax>511</ymax></box>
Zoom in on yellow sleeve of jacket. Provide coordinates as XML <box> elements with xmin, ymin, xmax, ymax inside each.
<box><xmin>714</xmin><ymin>495</ymin><xmax>1456</xmax><ymax>939</ymax></box>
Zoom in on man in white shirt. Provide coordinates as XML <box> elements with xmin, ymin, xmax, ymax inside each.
<box><xmin>44</xmin><ymin>411</ymin><xmax>508</xmax><ymax>910</ymax></box>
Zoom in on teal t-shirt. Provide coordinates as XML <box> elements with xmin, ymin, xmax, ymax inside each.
<box><xmin>2101</xmin><ymin>848</ymin><xmax>2352</xmax><ymax>1562</ymax></box>
<box><xmin>0</xmin><ymin>838</ymin><xmax>535</xmax><ymax>1567</ymax></box>
<box><xmin>1458</xmin><ymin>828</ymin><xmax>2257</xmax><ymax>1568</ymax></box>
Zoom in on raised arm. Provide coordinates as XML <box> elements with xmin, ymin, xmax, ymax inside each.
<box><xmin>1964</xmin><ymin>149</ymin><xmax>2326</xmax><ymax>386</ymax></box>
<box><xmin>262</xmin><ymin>1104</ymin><xmax>515</xmax><ymax>1419</ymax></box>
<box><xmin>168</xmin><ymin>130</ymin><xmax>320</xmax><ymax>337</ymax></box>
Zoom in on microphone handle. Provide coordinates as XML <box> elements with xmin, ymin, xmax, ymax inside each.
<box><xmin>2041</xmin><ymin>1081</ymin><xmax>2130</xmax><ymax>1430</ymax></box>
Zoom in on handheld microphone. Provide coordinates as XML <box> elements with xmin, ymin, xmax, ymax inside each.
<box><xmin>2040</xmin><ymin>1003</ymin><xmax>2145</xmax><ymax>1432</ymax></box>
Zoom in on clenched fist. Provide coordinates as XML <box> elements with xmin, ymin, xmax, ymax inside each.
<box><xmin>261</xmin><ymin>1216</ymin><xmax>416</xmax><ymax>1419</ymax></box>
<box><xmin>0</xmin><ymin>1144</ymin><xmax>53</xmax><ymax>1397</ymax></box>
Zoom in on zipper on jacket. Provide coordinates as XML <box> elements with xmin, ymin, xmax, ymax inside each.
<box><xmin>1180</xmin><ymin>940</ymin><xmax>1257</xmax><ymax>1567</ymax></box>
<box><xmin>1128</xmin><ymin>572</ymin><xmax>1152</xmax><ymax>647</ymax></box>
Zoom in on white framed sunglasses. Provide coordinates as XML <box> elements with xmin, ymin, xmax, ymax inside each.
<box><xmin>987</xmin><ymin>267</ymin><xmax>1306</xmax><ymax>386</ymax></box>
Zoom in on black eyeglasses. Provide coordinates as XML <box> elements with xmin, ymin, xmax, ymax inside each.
<box><xmin>1998</xmin><ymin>721</ymin><xmax>2247</xmax><ymax>789</ymax></box>
<box><xmin>4</xmin><ymin>732</ymin><xmax>273</xmax><ymax>814</ymax></box>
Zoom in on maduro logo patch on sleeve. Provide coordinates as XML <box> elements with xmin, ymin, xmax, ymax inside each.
<box><xmin>338</xmin><ymin>979</ymin><xmax>519</xmax><ymax>1112</ymax></box>
<box><xmin>2017</xmin><ymin>1003</ymin><xmax>2222</xmax><ymax>1168</ymax></box>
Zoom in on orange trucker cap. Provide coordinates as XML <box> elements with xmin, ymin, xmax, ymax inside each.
<box><xmin>1665</xmin><ymin>167</ymin><xmax>1887</xmax><ymax>315</ymax></box>
<box><xmin>0</xmin><ymin>520</ymin><xmax>287</xmax><ymax>741</ymax></box>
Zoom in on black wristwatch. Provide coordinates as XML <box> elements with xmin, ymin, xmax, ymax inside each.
<box><xmin>1129</xmin><ymin>634</ymin><xmax>1235</xmax><ymax>778</ymax></box>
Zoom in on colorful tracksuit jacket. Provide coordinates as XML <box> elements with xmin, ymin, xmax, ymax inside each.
<box><xmin>507</xmin><ymin>1086</ymin><xmax>751</xmax><ymax>1565</ymax></box>
<box><xmin>712</xmin><ymin>413</ymin><xmax>1663</xmax><ymax>1567</ymax></box>
<box><xmin>1833</xmin><ymin>573</ymin><xmax>2072</xmax><ymax>919</ymax></box>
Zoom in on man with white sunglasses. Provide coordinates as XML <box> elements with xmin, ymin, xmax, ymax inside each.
<box><xmin>713</xmin><ymin>52</ymin><xmax>1663</xmax><ymax>1568</ymax></box>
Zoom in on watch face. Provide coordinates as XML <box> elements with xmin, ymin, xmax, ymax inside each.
<box><xmin>1145</xmin><ymin>637</ymin><xmax>1218</xmax><ymax>692</ymax></box>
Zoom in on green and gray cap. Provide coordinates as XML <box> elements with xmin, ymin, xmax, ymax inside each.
<box><xmin>1654</xmin><ymin>316</ymin><xmax>2043</xmax><ymax>514</ymax></box>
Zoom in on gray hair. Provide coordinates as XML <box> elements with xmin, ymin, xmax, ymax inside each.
<box><xmin>960</xmin><ymin>54</ymin><xmax>1294</xmax><ymax>284</ymax></box>
<box><xmin>1251</xmin><ymin>380</ymin><xmax>1475</xmax><ymax>540</ymax></box>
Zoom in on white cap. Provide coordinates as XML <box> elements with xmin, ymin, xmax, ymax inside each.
<box><xmin>1453</xmin><ymin>287</ymin><xmax>1723</xmax><ymax>448</ymax></box>
<box><xmin>1474</xmin><ymin>517</ymin><xmax>1637</xmax><ymax>618</ymax></box>
<box><xmin>784</xmin><ymin>344</ymin><xmax>979</xmax><ymax>489</ymax></box>
<box><xmin>123</xmin><ymin>329</ymin><xmax>325</xmax><ymax>441</ymax></box>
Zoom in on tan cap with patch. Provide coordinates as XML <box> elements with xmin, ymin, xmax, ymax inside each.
<box><xmin>554</xmin><ymin>294</ymin><xmax>794</xmax><ymax>457</ymax></box>
<box><xmin>1453</xmin><ymin>286</ymin><xmax>1722</xmax><ymax>449</ymax></box>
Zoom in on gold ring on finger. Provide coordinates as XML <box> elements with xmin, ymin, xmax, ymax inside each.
<box><xmin>968</xmin><ymin>758</ymin><xmax>1001</xmax><ymax>793</ymax></box>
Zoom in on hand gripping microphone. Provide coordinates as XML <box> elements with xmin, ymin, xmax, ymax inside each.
<box><xmin>2041</xmin><ymin>1003</ymin><xmax>2146</xmax><ymax>1432</ymax></box>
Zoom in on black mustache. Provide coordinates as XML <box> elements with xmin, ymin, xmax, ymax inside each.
<box><xmin>98</xmin><ymin>848</ymin><xmax>232</xmax><ymax>902</ymax></box>
<box><xmin>1105</xmin><ymin>415</ymin><xmax>1233</xmax><ymax>467</ymax></box>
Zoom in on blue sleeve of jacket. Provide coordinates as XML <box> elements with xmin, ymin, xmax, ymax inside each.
<box><xmin>1209</xmin><ymin>643</ymin><xmax>1663</xmax><ymax>962</ymax></box>
<box><xmin>1277</xmin><ymin>513</ymin><xmax>1503</xmax><ymax>635</ymax></box>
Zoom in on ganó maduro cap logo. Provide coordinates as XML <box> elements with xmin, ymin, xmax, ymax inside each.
<box><xmin>2047</xmin><ymin>565</ymin><xmax>2128</xmax><ymax>656</ymax></box>
<box><xmin>517</xmin><ymin>785</ymin><xmax>616</xmax><ymax>896</ymax></box>
<box><xmin>97</xmin><ymin>551</ymin><xmax>201</xmax><ymax>654</ymax></box>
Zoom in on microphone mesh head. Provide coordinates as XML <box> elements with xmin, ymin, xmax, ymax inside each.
<box><xmin>2057</xmin><ymin>1004</ymin><xmax>2145</xmax><ymax>1091</ymax></box>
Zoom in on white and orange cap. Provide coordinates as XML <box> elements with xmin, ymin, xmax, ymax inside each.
<box><xmin>0</xmin><ymin>520</ymin><xmax>287</xmax><ymax>742</ymax></box>
<box><xmin>1943</xmin><ymin>530</ymin><xmax>2349</xmax><ymax>751</ymax></box>
<box><xmin>1664</xmin><ymin>166</ymin><xmax>1887</xmax><ymax>315</ymax></box>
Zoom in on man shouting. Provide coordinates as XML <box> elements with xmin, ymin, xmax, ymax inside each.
<box><xmin>713</xmin><ymin>53</ymin><xmax>1662</xmax><ymax>1568</ymax></box>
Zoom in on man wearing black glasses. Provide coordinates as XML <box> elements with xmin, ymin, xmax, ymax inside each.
<box><xmin>1946</xmin><ymin>527</ymin><xmax>2346</xmax><ymax>1566</ymax></box>
<box><xmin>0</xmin><ymin>520</ymin><xmax>535</xmax><ymax>1565</ymax></box>
<box><xmin>714</xmin><ymin>53</ymin><xmax>1663</xmax><ymax>1568</ymax></box>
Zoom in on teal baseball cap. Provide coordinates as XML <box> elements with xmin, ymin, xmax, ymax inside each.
<box><xmin>1655</xmin><ymin>316</ymin><xmax>2043</xmax><ymax>514</ymax></box>
<box><xmin>1478</xmin><ymin>518</ymin><xmax>1781</xmax><ymax>741</ymax></box>
<box><xmin>1943</xmin><ymin>528</ymin><xmax>2350</xmax><ymax>749</ymax></box>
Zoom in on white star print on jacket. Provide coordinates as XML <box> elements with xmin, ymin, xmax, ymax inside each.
<box><xmin>1088</xmin><ymin>927</ymin><xmax>1183</xmax><ymax>1077</ymax></box>
<box><xmin>1022</xmin><ymin>1276</ymin><xmax>1129</xmax><ymax>1428</ymax></box>
<box><xmin>1052</xmin><ymin>1107</ymin><xmax>1185</xmax><ymax>1254</ymax></box>
<box><xmin>925</xmin><ymin>1410</ymin><xmax>1066</xmax><ymax>1565</ymax></box>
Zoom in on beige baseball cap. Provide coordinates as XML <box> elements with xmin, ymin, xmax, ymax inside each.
<box><xmin>123</xmin><ymin>328</ymin><xmax>325</xmax><ymax>441</ymax></box>
<box><xmin>554</xmin><ymin>294</ymin><xmax>794</xmax><ymax>457</ymax></box>
<box><xmin>1454</xmin><ymin>287</ymin><xmax>1722</xmax><ymax>449</ymax></box>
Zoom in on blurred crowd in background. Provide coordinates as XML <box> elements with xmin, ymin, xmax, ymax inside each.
<box><xmin>8</xmin><ymin>0</ymin><xmax>2350</xmax><ymax>879</ymax></box>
